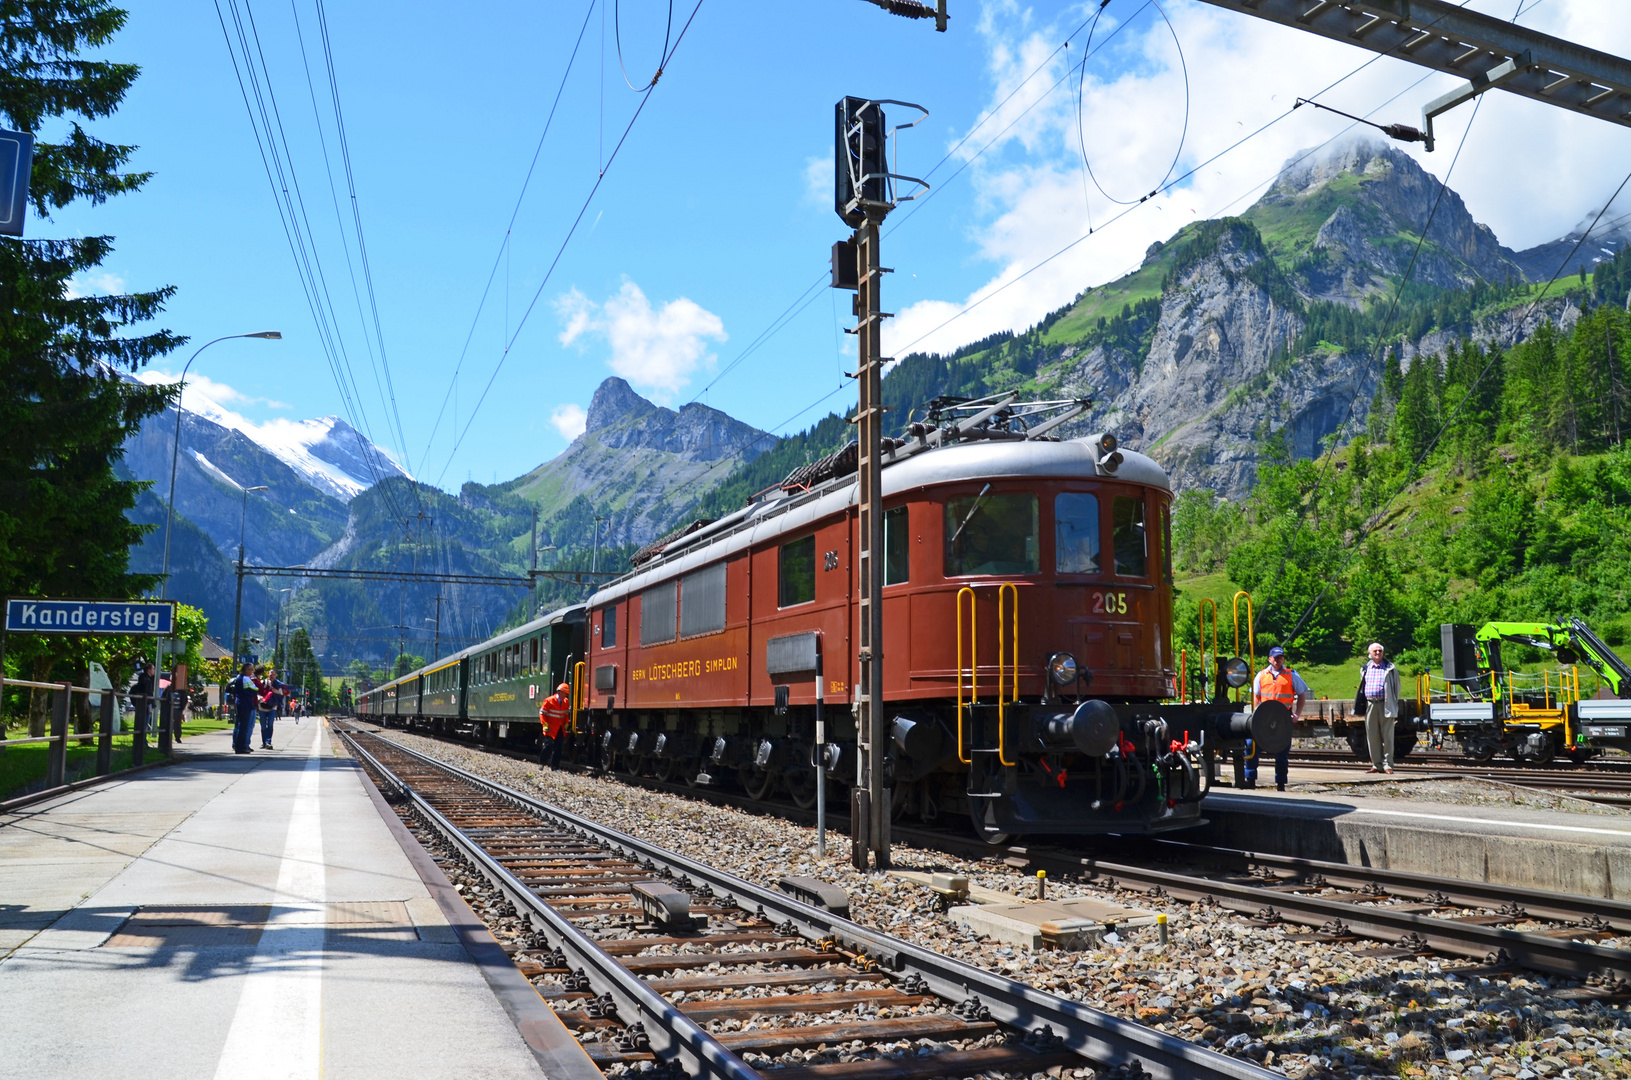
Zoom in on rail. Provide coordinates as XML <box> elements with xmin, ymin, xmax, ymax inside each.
<box><xmin>336</xmin><ymin>723</ymin><xmax>1281</xmax><ymax>1080</ymax></box>
<box><xmin>955</xmin><ymin>586</ymin><xmax>975</xmax><ymax>764</ymax></box>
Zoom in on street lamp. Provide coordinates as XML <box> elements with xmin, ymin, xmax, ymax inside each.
<box><xmin>229</xmin><ymin>484</ymin><xmax>270</xmax><ymax>669</ymax></box>
<box><xmin>159</xmin><ymin>332</ymin><xmax>281</xmax><ymax>654</ymax></box>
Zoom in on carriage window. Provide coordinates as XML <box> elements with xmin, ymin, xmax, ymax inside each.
<box><xmin>779</xmin><ymin>536</ymin><xmax>816</xmax><ymax>607</ymax></box>
<box><xmin>1112</xmin><ymin>496</ymin><xmax>1148</xmax><ymax>577</ymax></box>
<box><xmin>944</xmin><ymin>493</ymin><xmax>1039</xmax><ymax>577</ymax></box>
<box><xmin>641</xmin><ymin>581</ymin><xmax>678</xmax><ymax>646</ymax></box>
<box><xmin>884</xmin><ymin>506</ymin><xmax>909</xmax><ymax>586</ymax></box>
<box><xmin>601</xmin><ymin>606</ymin><xmax>617</xmax><ymax>647</ymax></box>
<box><xmin>1054</xmin><ymin>493</ymin><xmax>1101</xmax><ymax>574</ymax></box>
<box><xmin>531</xmin><ymin>637</ymin><xmax>540</xmax><ymax>672</ymax></box>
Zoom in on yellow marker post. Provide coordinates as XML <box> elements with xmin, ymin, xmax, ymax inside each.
<box><xmin>1157</xmin><ymin>912</ymin><xmax>1169</xmax><ymax>945</ymax></box>
<box><xmin>1036</xmin><ymin>869</ymin><xmax>1046</xmax><ymax>900</ymax></box>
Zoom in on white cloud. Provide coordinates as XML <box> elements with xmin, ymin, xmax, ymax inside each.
<box><xmin>138</xmin><ymin>368</ymin><xmax>289</xmax><ymax>413</ymax></box>
<box><xmin>65</xmin><ymin>271</ymin><xmax>126</xmax><ymax>299</ymax></box>
<box><xmin>804</xmin><ymin>153</ymin><xmax>830</xmax><ymax>207</ymax></box>
<box><xmin>555</xmin><ymin>279</ymin><xmax>727</xmax><ymax>402</ymax></box>
<box><xmin>549</xmin><ymin>403</ymin><xmax>588</xmax><ymax>440</ymax></box>
<box><xmin>884</xmin><ymin>0</ymin><xmax>1631</xmax><ymax>359</ymax></box>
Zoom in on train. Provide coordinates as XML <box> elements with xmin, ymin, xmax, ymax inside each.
<box><xmin>357</xmin><ymin>395</ymin><xmax>1291</xmax><ymax>840</ymax></box>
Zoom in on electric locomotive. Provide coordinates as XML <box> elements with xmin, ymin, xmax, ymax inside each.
<box><xmin>572</xmin><ymin>395</ymin><xmax>1288</xmax><ymax>839</ymax></box>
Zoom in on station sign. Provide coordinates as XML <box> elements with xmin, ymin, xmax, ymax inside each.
<box><xmin>5</xmin><ymin>598</ymin><xmax>177</xmax><ymax>636</ymax></box>
<box><xmin>0</xmin><ymin>129</ymin><xmax>34</xmax><ymax>238</ymax></box>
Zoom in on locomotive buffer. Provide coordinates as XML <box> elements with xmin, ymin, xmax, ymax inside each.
<box><xmin>832</xmin><ymin>95</ymin><xmax>930</xmax><ymax>870</ymax></box>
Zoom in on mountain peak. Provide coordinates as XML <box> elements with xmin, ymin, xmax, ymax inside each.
<box><xmin>585</xmin><ymin>377</ymin><xmax>658</xmax><ymax>433</ymax></box>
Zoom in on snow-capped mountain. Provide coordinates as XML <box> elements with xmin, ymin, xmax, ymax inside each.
<box><xmin>183</xmin><ymin>396</ymin><xmax>411</xmax><ymax>501</ymax></box>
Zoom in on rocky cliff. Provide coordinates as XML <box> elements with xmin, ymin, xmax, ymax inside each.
<box><xmin>503</xmin><ymin>378</ymin><xmax>769</xmax><ymax>549</ymax></box>
<box><xmin>882</xmin><ymin>136</ymin><xmax>1597</xmax><ymax>499</ymax></box>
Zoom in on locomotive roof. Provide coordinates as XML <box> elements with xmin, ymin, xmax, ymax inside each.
<box><xmin>587</xmin><ymin>434</ymin><xmax>1168</xmax><ymax>609</ymax></box>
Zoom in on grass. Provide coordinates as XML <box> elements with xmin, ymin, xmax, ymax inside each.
<box><xmin>1</xmin><ymin>716</ymin><xmax>233</xmax><ymax>801</ymax></box>
<box><xmin>1043</xmin><ymin>261</ymin><xmax>1168</xmax><ymax>345</ymax></box>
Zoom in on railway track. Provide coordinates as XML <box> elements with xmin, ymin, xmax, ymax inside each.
<box><xmin>352</xmin><ymin>721</ymin><xmax>1631</xmax><ymax>993</ymax></box>
<box><xmin>333</xmin><ymin>722</ymin><xmax>1281</xmax><ymax>1080</ymax></box>
<box><xmin>1283</xmin><ymin>750</ymin><xmax>1631</xmax><ymax>805</ymax></box>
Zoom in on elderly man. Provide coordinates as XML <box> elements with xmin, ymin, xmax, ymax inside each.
<box><xmin>1247</xmin><ymin>646</ymin><xmax>1308</xmax><ymax>791</ymax></box>
<box><xmin>1360</xmin><ymin>642</ymin><xmax>1401</xmax><ymax>773</ymax></box>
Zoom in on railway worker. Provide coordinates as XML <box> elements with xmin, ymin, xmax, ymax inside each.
<box><xmin>1248</xmin><ymin>646</ymin><xmax>1308</xmax><ymax>791</ymax></box>
<box><xmin>1359</xmin><ymin>642</ymin><xmax>1401</xmax><ymax>774</ymax></box>
<box><xmin>538</xmin><ymin>682</ymin><xmax>572</xmax><ymax>769</ymax></box>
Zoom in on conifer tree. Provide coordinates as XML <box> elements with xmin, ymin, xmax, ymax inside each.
<box><xmin>0</xmin><ymin>1</ymin><xmax>182</xmax><ymax>731</ymax></box>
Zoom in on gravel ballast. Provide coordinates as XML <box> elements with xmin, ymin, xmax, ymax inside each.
<box><xmin>378</xmin><ymin>730</ymin><xmax>1631</xmax><ymax>1080</ymax></box>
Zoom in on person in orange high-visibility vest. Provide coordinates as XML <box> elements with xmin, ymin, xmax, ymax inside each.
<box><xmin>1247</xmin><ymin>646</ymin><xmax>1308</xmax><ymax>791</ymax></box>
<box><xmin>538</xmin><ymin>682</ymin><xmax>572</xmax><ymax>768</ymax></box>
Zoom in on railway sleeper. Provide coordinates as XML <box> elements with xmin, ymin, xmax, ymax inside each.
<box><xmin>338</xmin><ymin>723</ymin><xmax>1281</xmax><ymax>1080</ymax></box>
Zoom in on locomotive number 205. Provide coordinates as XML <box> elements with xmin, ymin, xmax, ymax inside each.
<box><xmin>1091</xmin><ymin>591</ymin><xmax>1130</xmax><ymax>615</ymax></box>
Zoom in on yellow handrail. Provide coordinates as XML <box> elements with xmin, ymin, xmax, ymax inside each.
<box><xmin>1198</xmin><ymin>598</ymin><xmax>1218</xmax><ymax>703</ymax></box>
<box><xmin>1231</xmin><ymin>590</ymin><xmax>1255</xmax><ymax>701</ymax></box>
<box><xmin>955</xmin><ymin>587</ymin><xmax>976</xmax><ymax>764</ymax></box>
<box><xmin>997</xmin><ymin>582</ymin><xmax>1019</xmax><ymax>767</ymax></box>
<box><xmin>571</xmin><ymin>660</ymin><xmax>585</xmax><ymax>735</ymax></box>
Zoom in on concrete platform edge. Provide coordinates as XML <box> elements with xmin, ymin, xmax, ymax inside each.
<box><xmin>343</xmin><ymin>737</ymin><xmax>602</xmax><ymax>1080</ymax></box>
<box><xmin>0</xmin><ymin>754</ymin><xmax>178</xmax><ymax>816</ymax></box>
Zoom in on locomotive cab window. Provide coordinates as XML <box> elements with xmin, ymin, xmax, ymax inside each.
<box><xmin>779</xmin><ymin>535</ymin><xmax>816</xmax><ymax>607</ymax></box>
<box><xmin>1054</xmin><ymin>493</ymin><xmax>1101</xmax><ymax>574</ymax></box>
<box><xmin>944</xmin><ymin>492</ymin><xmax>1039</xmax><ymax>577</ymax></box>
<box><xmin>601</xmin><ymin>606</ymin><xmax>617</xmax><ymax>647</ymax></box>
<box><xmin>884</xmin><ymin>505</ymin><xmax>909</xmax><ymax>586</ymax></box>
<box><xmin>1111</xmin><ymin>496</ymin><xmax>1147</xmax><ymax>577</ymax></box>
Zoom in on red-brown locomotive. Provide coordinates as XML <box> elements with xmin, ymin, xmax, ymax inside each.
<box><xmin>570</xmin><ymin>396</ymin><xmax>1286</xmax><ymax>839</ymax></box>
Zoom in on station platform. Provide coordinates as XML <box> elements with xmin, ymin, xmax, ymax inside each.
<box><xmin>0</xmin><ymin>720</ymin><xmax>596</xmax><ymax>1080</ymax></box>
<box><xmin>1196</xmin><ymin>768</ymin><xmax>1631</xmax><ymax>900</ymax></box>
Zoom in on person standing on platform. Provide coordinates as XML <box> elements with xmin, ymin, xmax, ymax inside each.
<box><xmin>1359</xmin><ymin>642</ymin><xmax>1401</xmax><ymax>774</ymax></box>
<box><xmin>227</xmin><ymin>663</ymin><xmax>260</xmax><ymax>754</ymax></box>
<box><xmin>538</xmin><ymin>682</ymin><xmax>572</xmax><ymax>768</ymax></box>
<box><xmin>260</xmin><ymin>667</ymin><xmax>289</xmax><ymax>749</ymax></box>
<box><xmin>130</xmin><ymin>662</ymin><xmax>156</xmax><ymax>736</ymax></box>
<box><xmin>259</xmin><ymin>668</ymin><xmax>288</xmax><ymax>753</ymax></box>
<box><xmin>1247</xmin><ymin>646</ymin><xmax>1308</xmax><ymax>791</ymax></box>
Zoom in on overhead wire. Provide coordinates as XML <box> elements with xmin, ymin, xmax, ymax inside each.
<box><xmin>1076</xmin><ymin>0</ymin><xmax>1190</xmax><ymax>206</ymax></box>
<box><xmin>615</xmin><ymin>0</ymin><xmax>673</xmax><ymax>91</ymax></box>
<box><xmin>214</xmin><ymin>0</ymin><xmax>416</xmax><ymax>537</ymax></box>
<box><xmin>433</xmin><ymin>0</ymin><xmax>708</xmax><ymax>488</ymax></box>
<box><xmin>417</xmin><ymin>0</ymin><xmax>599</xmax><ymax>471</ymax></box>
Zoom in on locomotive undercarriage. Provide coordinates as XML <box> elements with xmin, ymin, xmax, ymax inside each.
<box><xmin>544</xmin><ymin>694</ymin><xmax>1289</xmax><ymax>839</ymax></box>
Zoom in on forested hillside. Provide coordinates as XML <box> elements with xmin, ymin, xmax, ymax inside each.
<box><xmin>1171</xmin><ymin>294</ymin><xmax>1631</xmax><ymax>683</ymax></box>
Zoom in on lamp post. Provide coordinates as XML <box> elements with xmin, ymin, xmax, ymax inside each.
<box><xmin>229</xmin><ymin>485</ymin><xmax>270</xmax><ymax>672</ymax></box>
<box><xmin>159</xmin><ymin>331</ymin><xmax>280</xmax><ymax>676</ymax></box>
<box><xmin>274</xmin><ymin>588</ymin><xmax>292</xmax><ymax>669</ymax></box>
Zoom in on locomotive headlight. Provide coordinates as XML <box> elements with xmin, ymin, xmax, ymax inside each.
<box><xmin>1223</xmin><ymin>656</ymin><xmax>1251</xmax><ymax>688</ymax></box>
<box><xmin>1100</xmin><ymin>433</ymin><xmax>1118</xmax><ymax>454</ymax></box>
<box><xmin>1047</xmin><ymin>652</ymin><xmax>1080</xmax><ymax>687</ymax></box>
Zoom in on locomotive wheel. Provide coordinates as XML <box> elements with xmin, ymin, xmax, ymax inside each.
<box><xmin>785</xmin><ymin>766</ymin><xmax>819</xmax><ymax>810</ymax></box>
<box><xmin>653</xmin><ymin>754</ymin><xmax>680</xmax><ymax>782</ymax></box>
<box><xmin>968</xmin><ymin>800</ymin><xmax>1011</xmax><ymax>846</ymax></box>
<box><xmin>739</xmin><ymin>765</ymin><xmax>776</xmax><ymax>801</ymax></box>
<box><xmin>1460</xmin><ymin>737</ymin><xmax>1498</xmax><ymax>763</ymax></box>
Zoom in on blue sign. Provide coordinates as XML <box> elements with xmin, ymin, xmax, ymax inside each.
<box><xmin>5</xmin><ymin>599</ymin><xmax>176</xmax><ymax>636</ymax></box>
<box><xmin>0</xmin><ymin>129</ymin><xmax>33</xmax><ymax>238</ymax></box>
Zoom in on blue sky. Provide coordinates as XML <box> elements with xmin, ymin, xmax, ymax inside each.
<box><xmin>41</xmin><ymin>0</ymin><xmax>1631</xmax><ymax>492</ymax></box>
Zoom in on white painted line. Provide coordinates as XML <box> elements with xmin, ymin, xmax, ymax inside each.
<box><xmin>213</xmin><ymin>725</ymin><xmax>326</xmax><ymax>1080</ymax></box>
<box><xmin>1212</xmin><ymin>793</ymin><xmax>1631</xmax><ymax>838</ymax></box>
